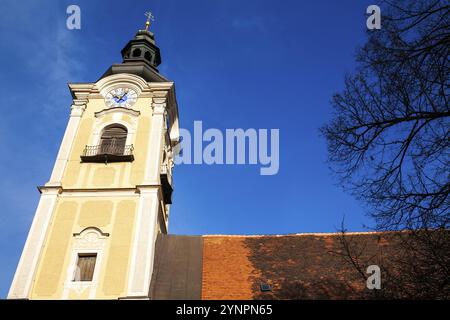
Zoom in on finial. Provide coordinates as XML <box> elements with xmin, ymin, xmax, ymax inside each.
<box><xmin>144</xmin><ymin>11</ymin><xmax>155</xmax><ymax>31</ymax></box>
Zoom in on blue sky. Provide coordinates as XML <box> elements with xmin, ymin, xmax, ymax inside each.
<box><xmin>0</xmin><ymin>0</ymin><xmax>377</xmax><ymax>297</ymax></box>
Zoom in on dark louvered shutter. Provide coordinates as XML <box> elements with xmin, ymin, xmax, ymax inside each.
<box><xmin>100</xmin><ymin>125</ymin><xmax>127</xmax><ymax>155</ymax></box>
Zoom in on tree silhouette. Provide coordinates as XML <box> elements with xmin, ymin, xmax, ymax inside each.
<box><xmin>322</xmin><ymin>0</ymin><xmax>449</xmax><ymax>298</ymax></box>
<box><xmin>322</xmin><ymin>0</ymin><xmax>449</xmax><ymax>230</ymax></box>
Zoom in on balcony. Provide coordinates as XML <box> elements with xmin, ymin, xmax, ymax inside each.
<box><xmin>80</xmin><ymin>144</ymin><xmax>134</xmax><ymax>163</ymax></box>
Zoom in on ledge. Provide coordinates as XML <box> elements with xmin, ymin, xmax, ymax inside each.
<box><xmin>80</xmin><ymin>153</ymin><xmax>134</xmax><ymax>163</ymax></box>
<box><xmin>94</xmin><ymin>107</ymin><xmax>140</xmax><ymax>118</ymax></box>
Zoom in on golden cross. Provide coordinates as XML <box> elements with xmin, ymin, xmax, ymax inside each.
<box><xmin>144</xmin><ymin>11</ymin><xmax>155</xmax><ymax>31</ymax></box>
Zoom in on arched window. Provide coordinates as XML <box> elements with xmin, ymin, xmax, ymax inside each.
<box><xmin>100</xmin><ymin>124</ymin><xmax>127</xmax><ymax>155</ymax></box>
<box><xmin>144</xmin><ymin>51</ymin><xmax>152</xmax><ymax>63</ymax></box>
<box><xmin>132</xmin><ymin>48</ymin><xmax>142</xmax><ymax>57</ymax></box>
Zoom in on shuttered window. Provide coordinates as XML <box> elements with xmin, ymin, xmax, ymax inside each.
<box><xmin>74</xmin><ymin>253</ymin><xmax>97</xmax><ymax>281</ymax></box>
<box><xmin>100</xmin><ymin>125</ymin><xmax>127</xmax><ymax>155</ymax></box>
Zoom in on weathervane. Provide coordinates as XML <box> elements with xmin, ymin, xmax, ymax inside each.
<box><xmin>144</xmin><ymin>11</ymin><xmax>155</xmax><ymax>31</ymax></box>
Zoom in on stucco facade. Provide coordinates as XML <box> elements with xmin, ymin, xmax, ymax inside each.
<box><xmin>8</xmin><ymin>41</ymin><xmax>180</xmax><ymax>300</ymax></box>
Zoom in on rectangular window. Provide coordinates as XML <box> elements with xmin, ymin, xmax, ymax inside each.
<box><xmin>73</xmin><ymin>253</ymin><xmax>97</xmax><ymax>281</ymax></box>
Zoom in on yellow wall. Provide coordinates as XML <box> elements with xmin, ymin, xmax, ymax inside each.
<box><xmin>30</xmin><ymin>197</ymin><xmax>137</xmax><ymax>299</ymax></box>
<box><xmin>62</xmin><ymin>97</ymin><xmax>153</xmax><ymax>189</ymax></box>
<box><xmin>30</xmin><ymin>96</ymin><xmax>154</xmax><ymax>299</ymax></box>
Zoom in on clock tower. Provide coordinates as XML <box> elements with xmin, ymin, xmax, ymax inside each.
<box><xmin>8</xmin><ymin>23</ymin><xmax>180</xmax><ymax>299</ymax></box>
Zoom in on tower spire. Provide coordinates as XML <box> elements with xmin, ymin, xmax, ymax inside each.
<box><xmin>144</xmin><ymin>11</ymin><xmax>155</xmax><ymax>31</ymax></box>
<box><xmin>99</xmin><ymin>10</ymin><xmax>167</xmax><ymax>82</ymax></box>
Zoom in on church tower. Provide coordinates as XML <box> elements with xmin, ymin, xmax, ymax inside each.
<box><xmin>8</xmin><ymin>19</ymin><xmax>180</xmax><ymax>299</ymax></box>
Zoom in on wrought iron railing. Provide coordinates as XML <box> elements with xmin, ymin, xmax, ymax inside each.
<box><xmin>80</xmin><ymin>144</ymin><xmax>134</xmax><ymax>163</ymax></box>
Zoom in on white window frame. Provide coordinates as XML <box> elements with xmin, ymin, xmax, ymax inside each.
<box><xmin>91</xmin><ymin>119</ymin><xmax>136</xmax><ymax>148</ymax></box>
<box><xmin>62</xmin><ymin>227</ymin><xmax>109</xmax><ymax>299</ymax></box>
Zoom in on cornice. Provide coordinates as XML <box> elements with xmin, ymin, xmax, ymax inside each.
<box><xmin>94</xmin><ymin>107</ymin><xmax>141</xmax><ymax>118</ymax></box>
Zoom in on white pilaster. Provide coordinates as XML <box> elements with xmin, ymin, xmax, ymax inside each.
<box><xmin>8</xmin><ymin>187</ymin><xmax>61</xmax><ymax>299</ymax></box>
<box><xmin>46</xmin><ymin>101</ymin><xmax>86</xmax><ymax>186</ymax></box>
<box><xmin>143</xmin><ymin>93</ymin><xmax>168</xmax><ymax>184</ymax></box>
<box><xmin>126</xmin><ymin>187</ymin><xmax>161</xmax><ymax>298</ymax></box>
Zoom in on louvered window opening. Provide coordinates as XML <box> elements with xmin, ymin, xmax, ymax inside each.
<box><xmin>74</xmin><ymin>254</ymin><xmax>97</xmax><ymax>282</ymax></box>
<box><xmin>100</xmin><ymin>125</ymin><xmax>127</xmax><ymax>155</ymax></box>
<box><xmin>81</xmin><ymin>124</ymin><xmax>134</xmax><ymax>163</ymax></box>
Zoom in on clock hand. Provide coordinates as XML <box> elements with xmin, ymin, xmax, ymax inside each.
<box><xmin>113</xmin><ymin>92</ymin><xmax>125</xmax><ymax>102</ymax></box>
<box><xmin>118</xmin><ymin>92</ymin><xmax>128</xmax><ymax>102</ymax></box>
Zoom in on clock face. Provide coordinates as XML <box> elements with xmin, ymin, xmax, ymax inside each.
<box><xmin>105</xmin><ymin>87</ymin><xmax>138</xmax><ymax>108</ymax></box>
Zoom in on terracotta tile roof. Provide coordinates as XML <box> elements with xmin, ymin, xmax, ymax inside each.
<box><xmin>202</xmin><ymin>233</ymin><xmax>402</xmax><ymax>299</ymax></box>
<box><xmin>150</xmin><ymin>232</ymin><xmax>404</xmax><ymax>300</ymax></box>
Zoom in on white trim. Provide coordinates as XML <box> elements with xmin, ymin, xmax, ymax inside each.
<box><xmin>62</xmin><ymin>249</ymin><xmax>103</xmax><ymax>299</ymax></box>
<box><xmin>95</xmin><ymin>107</ymin><xmax>140</xmax><ymax>118</ymax></box>
<box><xmin>91</xmin><ymin>119</ymin><xmax>136</xmax><ymax>148</ymax></box>
<box><xmin>149</xmin><ymin>82</ymin><xmax>180</xmax><ymax>145</ymax></box>
<box><xmin>62</xmin><ymin>228</ymin><xmax>109</xmax><ymax>300</ymax></box>
<box><xmin>59</xmin><ymin>190</ymin><xmax>139</xmax><ymax>198</ymax></box>
<box><xmin>143</xmin><ymin>97</ymin><xmax>167</xmax><ymax>184</ymax></box>
<box><xmin>8</xmin><ymin>188</ymin><xmax>60</xmax><ymax>299</ymax></box>
<box><xmin>46</xmin><ymin>104</ymin><xmax>85</xmax><ymax>186</ymax></box>
<box><xmin>95</xmin><ymin>74</ymin><xmax>148</xmax><ymax>98</ymax></box>
<box><xmin>126</xmin><ymin>187</ymin><xmax>160</xmax><ymax>297</ymax></box>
